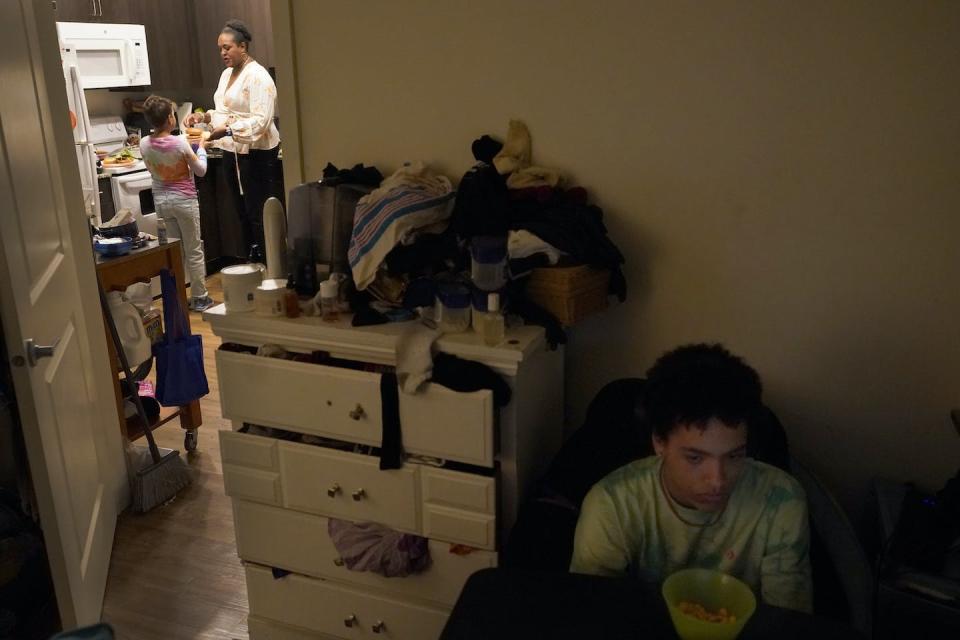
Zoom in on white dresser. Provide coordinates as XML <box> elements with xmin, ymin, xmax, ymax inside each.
<box><xmin>203</xmin><ymin>306</ymin><xmax>564</xmax><ymax>639</ymax></box>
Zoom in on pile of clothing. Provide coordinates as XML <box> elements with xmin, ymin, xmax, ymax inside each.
<box><xmin>337</xmin><ymin>119</ymin><xmax>625</xmax><ymax>343</ymax></box>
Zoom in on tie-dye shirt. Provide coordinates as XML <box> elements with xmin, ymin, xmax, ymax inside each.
<box><xmin>570</xmin><ymin>456</ymin><xmax>813</xmax><ymax>612</ymax></box>
<box><xmin>139</xmin><ymin>135</ymin><xmax>207</xmax><ymax>198</ymax></box>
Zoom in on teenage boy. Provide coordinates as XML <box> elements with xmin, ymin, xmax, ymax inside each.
<box><xmin>570</xmin><ymin>343</ymin><xmax>812</xmax><ymax>613</ymax></box>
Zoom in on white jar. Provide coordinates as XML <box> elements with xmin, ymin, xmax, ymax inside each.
<box><xmin>221</xmin><ymin>263</ymin><xmax>265</xmax><ymax>313</ymax></box>
<box><xmin>254</xmin><ymin>278</ymin><xmax>287</xmax><ymax>317</ymax></box>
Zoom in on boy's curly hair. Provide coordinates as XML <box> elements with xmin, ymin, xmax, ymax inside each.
<box><xmin>642</xmin><ymin>343</ymin><xmax>762</xmax><ymax>439</ymax></box>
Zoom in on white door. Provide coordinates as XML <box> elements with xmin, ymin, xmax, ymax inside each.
<box><xmin>0</xmin><ymin>0</ymin><xmax>127</xmax><ymax>628</ymax></box>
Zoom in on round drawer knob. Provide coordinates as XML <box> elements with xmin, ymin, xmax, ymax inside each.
<box><xmin>344</xmin><ymin>614</ymin><xmax>357</xmax><ymax>628</ymax></box>
<box><xmin>352</xmin><ymin>488</ymin><xmax>366</xmax><ymax>501</ymax></box>
<box><xmin>349</xmin><ymin>404</ymin><xmax>366</xmax><ymax>420</ymax></box>
<box><xmin>373</xmin><ymin>620</ymin><xmax>386</xmax><ymax>634</ymax></box>
<box><xmin>327</xmin><ymin>483</ymin><xmax>341</xmax><ymax>498</ymax></box>
<box><xmin>333</xmin><ymin>557</ymin><xmax>345</xmax><ymax>567</ymax></box>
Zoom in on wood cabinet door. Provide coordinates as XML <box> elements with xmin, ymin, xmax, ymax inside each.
<box><xmin>193</xmin><ymin>0</ymin><xmax>276</xmax><ymax>91</ymax></box>
<box><xmin>95</xmin><ymin>0</ymin><xmax>132</xmax><ymax>23</ymax></box>
<box><xmin>52</xmin><ymin>0</ymin><xmax>97</xmax><ymax>22</ymax></box>
<box><xmin>126</xmin><ymin>0</ymin><xmax>201</xmax><ymax>89</ymax></box>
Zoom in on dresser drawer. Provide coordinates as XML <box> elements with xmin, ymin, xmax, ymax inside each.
<box><xmin>217</xmin><ymin>349</ymin><xmax>382</xmax><ymax>444</ymax></box>
<box><xmin>421</xmin><ymin>467</ymin><xmax>495</xmax><ymax>515</ymax></box>
<box><xmin>220</xmin><ymin>429</ymin><xmax>277</xmax><ymax>470</ymax></box>
<box><xmin>399</xmin><ymin>382</ymin><xmax>494</xmax><ymax>467</ymax></box>
<box><xmin>278</xmin><ymin>442</ymin><xmax>419</xmax><ymax>532</ymax></box>
<box><xmin>422</xmin><ymin>504</ymin><xmax>496</xmax><ymax>550</ymax></box>
<box><xmin>234</xmin><ymin>500</ymin><xmax>496</xmax><ymax>607</ymax></box>
<box><xmin>215</xmin><ymin>349</ymin><xmax>495</xmax><ymax>466</ymax></box>
<box><xmin>223</xmin><ymin>464</ymin><xmax>281</xmax><ymax>505</ymax></box>
<box><xmin>249</xmin><ymin>616</ymin><xmax>328</xmax><ymax>640</ymax></box>
<box><xmin>246</xmin><ymin>563</ymin><xmax>450</xmax><ymax>640</ymax></box>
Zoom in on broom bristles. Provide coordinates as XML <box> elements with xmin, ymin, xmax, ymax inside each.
<box><xmin>132</xmin><ymin>449</ymin><xmax>192</xmax><ymax>513</ymax></box>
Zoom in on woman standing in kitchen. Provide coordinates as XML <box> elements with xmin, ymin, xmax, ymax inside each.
<box><xmin>185</xmin><ymin>19</ymin><xmax>282</xmax><ymax>258</ymax></box>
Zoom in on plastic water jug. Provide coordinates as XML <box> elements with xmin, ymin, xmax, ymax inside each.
<box><xmin>107</xmin><ymin>292</ymin><xmax>151</xmax><ymax>368</ymax></box>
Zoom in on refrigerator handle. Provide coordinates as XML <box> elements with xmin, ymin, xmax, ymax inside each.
<box><xmin>69</xmin><ymin>65</ymin><xmax>102</xmax><ymax>225</ymax></box>
<box><xmin>70</xmin><ymin>66</ymin><xmax>94</xmax><ymax>140</ymax></box>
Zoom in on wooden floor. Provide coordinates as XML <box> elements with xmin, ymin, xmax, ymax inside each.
<box><xmin>101</xmin><ymin>274</ymin><xmax>250</xmax><ymax>639</ymax></box>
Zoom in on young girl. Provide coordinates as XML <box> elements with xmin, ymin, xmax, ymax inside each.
<box><xmin>140</xmin><ymin>95</ymin><xmax>214</xmax><ymax>311</ymax></box>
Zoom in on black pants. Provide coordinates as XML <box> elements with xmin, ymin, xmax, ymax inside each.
<box><xmin>223</xmin><ymin>145</ymin><xmax>285</xmax><ymax>256</ymax></box>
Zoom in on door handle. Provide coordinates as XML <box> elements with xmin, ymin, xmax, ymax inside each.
<box><xmin>24</xmin><ymin>338</ymin><xmax>60</xmax><ymax>367</ymax></box>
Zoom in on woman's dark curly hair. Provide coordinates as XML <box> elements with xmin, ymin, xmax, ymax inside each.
<box><xmin>642</xmin><ymin>343</ymin><xmax>762</xmax><ymax>440</ymax></box>
<box><xmin>222</xmin><ymin>19</ymin><xmax>253</xmax><ymax>47</ymax></box>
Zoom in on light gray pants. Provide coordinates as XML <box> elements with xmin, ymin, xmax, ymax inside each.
<box><xmin>154</xmin><ymin>191</ymin><xmax>208</xmax><ymax>299</ymax></box>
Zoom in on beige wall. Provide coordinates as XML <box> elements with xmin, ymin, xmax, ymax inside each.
<box><xmin>282</xmin><ymin>0</ymin><xmax>960</xmax><ymax>513</ymax></box>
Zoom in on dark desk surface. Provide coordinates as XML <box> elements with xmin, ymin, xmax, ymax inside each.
<box><xmin>440</xmin><ymin>568</ymin><xmax>864</xmax><ymax>640</ymax></box>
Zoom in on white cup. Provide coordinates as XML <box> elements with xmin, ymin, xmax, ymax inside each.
<box><xmin>221</xmin><ymin>263</ymin><xmax>264</xmax><ymax>313</ymax></box>
<box><xmin>254</xmin><ymin>278</ymin><xmax>287</xmax><ymax>317</ymax></box>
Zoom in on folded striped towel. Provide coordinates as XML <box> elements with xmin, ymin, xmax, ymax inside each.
<box><xmin>349</xmin><ymin>182</ymin><xmax>454</xmax><ymax>290</ymax></box>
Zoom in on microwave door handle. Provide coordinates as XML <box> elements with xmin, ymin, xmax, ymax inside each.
<box><xmin>124</xmin><ymin>40</ymin><xmax>136</xmax><ymax>84</ymax></box>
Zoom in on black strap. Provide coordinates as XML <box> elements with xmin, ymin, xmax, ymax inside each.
<box><xmin>379</xmin><ymin>372</ymin><xmax>403</xmax><ymax>469</ymax></box>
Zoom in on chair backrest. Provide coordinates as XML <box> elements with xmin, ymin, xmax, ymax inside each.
<box><xmin>540</xmin><ymin>378</ymin><xmax>793</xmax><ymax>507</ymax></box>
<box><xmin>791</xmin><ymin>457</ymin><xmax>874</xmax><ymax>637</ymax></box>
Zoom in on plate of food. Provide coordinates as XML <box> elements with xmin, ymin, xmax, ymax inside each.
<box><xmin>185</xmin><ymin>127</ymin><xmax>210</xmax><ymax>151</ymax></box>
<box><xmin>102</xmin><ymin>148</ymin><xmax>137</xmax><ymax>168</ymax></box>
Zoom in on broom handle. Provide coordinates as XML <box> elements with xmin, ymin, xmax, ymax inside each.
<box><xmin>97</xmin><ymin>277</ymin><xmax>163</xmax><ymax>463</ymax></box>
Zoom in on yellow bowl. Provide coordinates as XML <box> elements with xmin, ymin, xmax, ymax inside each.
<box><xmin>662</xmin><ymin>569</ymin><xmax>757</xmax><ymax>640</ymax></box>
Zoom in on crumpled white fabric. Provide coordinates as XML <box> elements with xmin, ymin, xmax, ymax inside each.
<box><xmin>395</xmin><ymin>323</ymin><xmax>441</xmax><ymax>394</ymax></box>
<box><xmin>508</xmin><ymin>229</ymin><xmax>565</xmax><ymax>265</ymax></box>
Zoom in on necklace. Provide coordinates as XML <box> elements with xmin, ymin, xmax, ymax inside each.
<box><xmin>231</xmin><ymin>56</ymin><xmax>251</xmax><ymax>78</ymax></box>
<box><xmin>659</xmin><ymin>463</ymin><xmax>727</xmax><ymax>528</ymax></box>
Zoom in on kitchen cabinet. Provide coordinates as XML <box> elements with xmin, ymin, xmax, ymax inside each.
<box><xmin>53</xmin><ymin>0</ymin><xmax>275</xmax><ymax>94</ymax></box>
<box><xmin>204</xmin><ymin>310</ymin><xmax>565</xmax><ymax>638</ymax></box>
<box><xmin>53</xmin><ymin>0</ymin><xmax>130</xmax><ymax>22</ymax></box>
<box><xmin>195</xmin><ymin>153</ymin><xmax>257</xmax><ymax>269</ymax></box>
<box><xmin>52</xmin><ymin>0</ymin><xmax>98</xmax><ymax>22</ymax></box>
<box><xmin>126</xmin><ymin>0</ymin><xmax>202</xmax><ymax>90</ymax></box>
<box><xmin>192</xmin><ymin>0</ymin><xmax>276</xmax><ymax>91</ymax></box>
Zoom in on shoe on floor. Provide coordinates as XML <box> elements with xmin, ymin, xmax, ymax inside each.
<box><xmin>189</xmin><ymin>296</ymin><xmax>215</xmax><ymax>312</ymax></box>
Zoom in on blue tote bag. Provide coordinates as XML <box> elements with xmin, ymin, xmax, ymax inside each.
<box><xmin>154</xmin><ymin>269</ymin><xmax>208</xmax><ymax>406</ymax></box>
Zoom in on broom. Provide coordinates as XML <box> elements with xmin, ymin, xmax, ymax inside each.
<box><xmin>97</xmin><ymin>279</ymin><xmax>191</xmax><ymax>512</ymax></box>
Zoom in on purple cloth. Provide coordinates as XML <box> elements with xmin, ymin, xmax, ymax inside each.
<box><xmin>327</xmin><ymin>518</ymin><xmax>431</xmax><ymax>577</ymax></box>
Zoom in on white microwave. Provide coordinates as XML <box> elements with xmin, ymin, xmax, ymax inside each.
<box><xmin>57</xmin><ymin>22</ymin><xmax>150</xmax><ymax>88</ymax></box>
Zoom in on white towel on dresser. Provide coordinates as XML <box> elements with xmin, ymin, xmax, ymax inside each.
<box><xmin>396</xmin><ymin>323</ymin><xmax>441</xmax><ymax>394</ymax></box>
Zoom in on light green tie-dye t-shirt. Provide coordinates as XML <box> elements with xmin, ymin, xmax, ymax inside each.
<box><xmin>569</xmin><ymin>456</ymin><xmax>812</xmax><ymax>613</ymax></box>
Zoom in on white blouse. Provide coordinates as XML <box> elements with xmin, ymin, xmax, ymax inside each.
<box><xmin>211</xmin><ymin>60</ymin><xmax>280</xmax><ymax>154</ymax></box>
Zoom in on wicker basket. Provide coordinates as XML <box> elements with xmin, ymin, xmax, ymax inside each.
<box><xmin>525</xmin><ymin>265</ymin><xmax>610</xmax><ymax>326</ymax></box>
